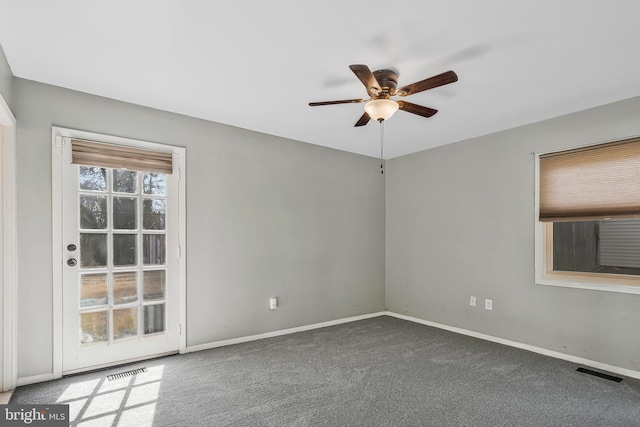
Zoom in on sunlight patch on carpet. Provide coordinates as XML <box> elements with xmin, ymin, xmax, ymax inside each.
<box><xmin>55</xmin><ymin>365</ymin><xmax>164</xmax><ymax>425</ymax></box>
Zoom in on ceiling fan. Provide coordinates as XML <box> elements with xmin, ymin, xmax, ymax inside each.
<box><xmin>309</xmin><ymin>64</ymin><xmax>458</xmax><ymax>126</ymax></box>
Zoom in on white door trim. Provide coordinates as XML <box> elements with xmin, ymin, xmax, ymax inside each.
<box><xmin>1</xmin><ymin>93</ymin><xmax>17</xmax><ymax>392</ymax></box>
<box><xmin>52</xmin><ymin>126</ymin><xmax>186</xmax><ymax>378</ymax></box>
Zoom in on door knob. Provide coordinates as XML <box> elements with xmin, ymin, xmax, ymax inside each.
<box><xmin>67</xmin><ymin>258</ymin><xmax>77</xmax><ymax>267</ymax></box>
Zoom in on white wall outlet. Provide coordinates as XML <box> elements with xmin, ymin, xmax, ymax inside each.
<box><xmin>269</xmin><ymin>297</ymin><xmax>278</xmax><ymax>310</ymax></box>
<box><xmin>485</xmin><ymin>299</ymin><xmax>493</xmax><ymax>310</ymax></box>
<box><xmin>469</xmin><ymin>296</ymin><xmax>476</xmax><ymax>306</ymax></box>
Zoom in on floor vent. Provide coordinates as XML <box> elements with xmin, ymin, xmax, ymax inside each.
<box><xmin>107</xmin><ymin>367</ymin><xmax>147</xmax><ymax>381</ymax></box>
<box><xmin>576</xmin><ymin>367</ymin><xmax>623</xmax><ymax>383</ymax></box>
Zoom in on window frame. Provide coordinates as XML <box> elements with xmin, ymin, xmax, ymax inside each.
<box><xmin>534</xmin><ymin>145</ymin><xmax>640</xmax><ymax>295</ymax></box>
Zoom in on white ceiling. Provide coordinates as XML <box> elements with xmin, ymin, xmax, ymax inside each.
<box><xmin>1</xmin><ymin>0</ymin><xmax>640</xmax><ymax>159</ymax></box>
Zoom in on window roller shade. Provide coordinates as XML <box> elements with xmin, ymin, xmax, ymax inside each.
<box><xmin>71</xmin><ymin>139</ymin><xmax>173</xmax><ymax>174</ymax></box>
<box><xmin>539</xmin><ymin>138</ymin><xmax>640</xmax><ymax>222</ymax></box>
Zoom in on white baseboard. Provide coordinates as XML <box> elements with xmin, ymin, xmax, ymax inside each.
<box><xmin>0</xmin><ymin>391</ymin><xmax>12</xmax><ymax>404</ymax></box>
<box><xmin>186</xmin><ymin>311</ymin><xmax>387</xmax><ymax>353</ymax></box>
<box><xmin>16</xmin><ymin>373</ymin><xmax>54</xmax><ymax>387</ymax></box>
<box><xmin>62</xmin><ymin>350</ymin><xmax>179</xmax><ymax>377</ymax></box>
<box><xmin>386</xmin><ymin>311</ymin><xmax>640</xmax><ymax>381</ymax></box>
<box><xmin>20</xmin><ymin>311</ymin><xmax>638</xmax><ymax>387</ymax></box>
<box><xmin>16</xmin><ymin>313</ymin><xmax>387</xmax><ymax>387</ymax></box>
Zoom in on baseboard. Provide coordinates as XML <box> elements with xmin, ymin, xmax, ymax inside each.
<box><xmin>386</xmin><ymin>311</ymin><xmax>640</xmax><ymax>381</ymax></box>
<box><xmin>23</xmin><ymin>311</ymin><xmax>636</xmax><ymax>386</ymax></box>
<box><xmin>16</xmin><ymin>313</ymin><xmax>386</xmax><ymax>387</ymax></box>
<box><xmin>0</xmin><ymin>391</ymin><xmax>12</xmax><ymax>404</ymax></box>
<box><xmin>186</xmin><ymin>311</ymin><xmax>387</xmax><ymax>353</ymax></box>
<box><xmin>62</xmin><ymin>351</ymin><xmax>179</xmax><ymax>377</ymax></box>
<box><xmin>16</xmin><ymin>373</ymin><xmax>55</xmax><ymax>387</ymax></box>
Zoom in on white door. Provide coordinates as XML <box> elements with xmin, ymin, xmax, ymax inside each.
<box><xmin>60</xmin><ymin>135</ymin><xmax>182</xmax><ymax>374</ymax></box>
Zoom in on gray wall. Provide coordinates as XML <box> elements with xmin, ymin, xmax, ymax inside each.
<box><xmin>13</xmin><ymin>68</ymin><xmax>640</xmax><ymax>379</ymax></box>
<box><xmin>386</xmin><ymin>95</ymin><xmax>640</xmax><ymax>372</ymax></box>
<box><xmin>0</xmin><ymin>43</ymin><xmax>13</xmax><ymax>111</ymax></box>
<box><xmin>14</xmin><ymin>78</ymin><xmax>385</xmax><ymax>378</ymax></box>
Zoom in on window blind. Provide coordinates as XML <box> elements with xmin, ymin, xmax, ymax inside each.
<box><xmin>539</xmin><ymin>138</ymin><xmax>640</xmax><ymax>222</ymax></box>
<box><xmin>71</xmin><ymin>139</ymin><xmax>173</xmax><ymax>174</ymax></box>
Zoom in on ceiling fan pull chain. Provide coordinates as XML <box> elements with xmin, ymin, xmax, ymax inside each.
<box><xmin>380</xmin><ymin>120</ymin><xmax>384</xmax><ymax>174</ymax></box>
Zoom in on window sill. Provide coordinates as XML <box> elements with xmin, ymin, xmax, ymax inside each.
<box><xmin>536</xmin><ymin>276</ymin><xmax>640</xmax><ymax>295</ymax></box>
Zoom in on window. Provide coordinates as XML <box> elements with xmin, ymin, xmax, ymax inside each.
<box><xmin>536</xmin><ymin>137</ymin><xmax>640</xmax><ymax>292</ymax></box>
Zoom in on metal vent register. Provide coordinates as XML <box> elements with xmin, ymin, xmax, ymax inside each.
<box><xmin>576</xmin><ymin>367</ymin><xmax>623</xmax><ymax>383</ymax></box>
<box><xmin>107</xmin><ymin>367</ymin><xmax>147</xmax><ymax>381</ymax></box>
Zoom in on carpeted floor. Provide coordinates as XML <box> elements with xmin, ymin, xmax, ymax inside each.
<box><xmin>10</xmin><ymin>316</ymin><xmax>640</xmax><ymax>426</ymax></box>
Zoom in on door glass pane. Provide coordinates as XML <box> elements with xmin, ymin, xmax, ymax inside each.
<box><xmin>80</xmin><ymin>233</ymin><xmax>107</xmax><ymax>267</ymax></box>
<box><xmin>113</xmin><ymin>307</ymin><xmax>138</xmax><ymax>340</ymax></box>
<box><xmin>79</xmin><ymin>166</ymin><xmax>107</xmax><ymax>192</ymax></box>
<box><xmin>143</xmin><ymin>270</ymin><xmax>165</xmax><ymax>301</ymax></box>
<box><xmin>80</xmin><ymin>311</ymin><xmax>108</xmax><ymax>344</ymax></box>
<box><xmin>113</xmin><ymin>170</ymin><xmax>137</xmax><ymax>193</ymax></box>
<box><xmin>80</xmin><ymin>195</ymin><xmax>107</xmax><ymax>229</ymax></box>
<box><xmin>143</xmin><ymin>173</ymin><xmax>166</xmax><ymax>195</ymax></box>
<box><xmin>113</xmin><ymin>272</ymin><xmax>138</xmax><ymax>305</ymax></box>
<box><xmin>143</xmin><ymin>235</ymin><xmax>166</xmax><ymax>265</ymax></box>
<box><xmin>113</xmin><ymin>234</ymin><xmax>137</xmax><ymax>266</ymax></box>
<box><xmin>113</xmin><ymin>197</ymin><xmax>137</xmax><ymax>230</ymax></box>
<box><xmin>143</xmin><ymin>199</ymin><xmax>166</xmax><ymax>230</ymax></box>
<box><xmin>143</xmin><ymin>304</ymin><xmax>165</xmax><ymax>335</ymax></box>
<box><xmin>80</xmin><ymin>274</ymin><xmax>108</xmax><ymax>307</ymax></box>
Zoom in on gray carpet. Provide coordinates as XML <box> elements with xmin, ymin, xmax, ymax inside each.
<box><xmin>10</xmin><ymin>316</ymin><xmax>640</xmax><ymax>426</ymax></box>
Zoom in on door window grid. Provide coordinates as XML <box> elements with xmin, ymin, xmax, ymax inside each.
<box><xmin>78</xmin><ymin>166</ymin><xmax>167</xmax><ymax>346</ymax></box>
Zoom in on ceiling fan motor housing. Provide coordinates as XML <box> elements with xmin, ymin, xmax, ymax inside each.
<box><xmin>372</xmin><ymin>69</ymin><xmax>398</xmax><ymax>97</ymax></box>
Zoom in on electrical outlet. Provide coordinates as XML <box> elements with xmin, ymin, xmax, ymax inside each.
<box><xmin>469</xmin><ymin>296</ymin><xmax>476</xmax><ymax>306</ymax></box>
<box><xmin>485</xmin><ymin>299</ymin><xmax>493</xmax><ymax>310</ymax></box>
<box><xmin>269</xmin><ymin>297</ymin><xmax>277</xmax><ymax>310</ymax></box>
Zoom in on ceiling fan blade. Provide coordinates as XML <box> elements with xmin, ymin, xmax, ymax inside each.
<box><xmin>354</xmin><ymin>112</ymin><xmax>371</xmax><ymax>127</ymax></box>
<box><xmin>397</xmin><ymin>70</ymin><xmax>458</xmax><ymax>96</ymax></box>
<box><xmin>349</xmin><ymin>64</ymin><xmax>381</xmax><ymax>97</ymax></box>
<box><xmin>398</xmin><ymin>101</ymin><xmax>438</xmax><ymax>118</ymax></box>
<box><xmin>309</xmin><ymin>99</ymin><xmax>365</xmax><ymax>106</ymax></box>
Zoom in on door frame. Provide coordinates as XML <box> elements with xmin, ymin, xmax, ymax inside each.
<box><xmin>52</xmin><ymin>126</ymin><xmax>186</xmax><ymax>378</ymax></box>
<box><xmin>1</xmin><ymin>92</ymin><xmax>17</xmax><ymax>392</ymax></box>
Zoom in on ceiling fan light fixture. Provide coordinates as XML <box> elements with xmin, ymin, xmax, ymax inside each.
<box><xmin>364</xmin><ymin>99</ymin><xmax>399</xmax><ymax>121</ymax></box>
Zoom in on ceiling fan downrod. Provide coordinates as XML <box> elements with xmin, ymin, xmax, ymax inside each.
<box><xmin>380</xmin><ymin>120</ymin><xmax>385</xmax><ymax>174</ymax></box>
